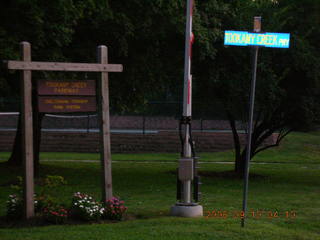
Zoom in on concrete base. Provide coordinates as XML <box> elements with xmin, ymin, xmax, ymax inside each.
<box><xmin>170</xmin><ymin>204</ymin><xmax>203</xmax><ymax>218</ymax></box>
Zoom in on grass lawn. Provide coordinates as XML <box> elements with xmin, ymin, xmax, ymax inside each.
<box><xmin>1</xmin><ymin>131</ymin><xmax>319</xmax><ymax>164</ymax></box>
<box><xmin>0</xmin><ymin>131</ymin><xmax>319</xmax><ymax>239</ymax></box>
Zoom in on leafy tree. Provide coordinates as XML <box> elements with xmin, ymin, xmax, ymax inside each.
<box><xmin>1</xmin><ymin>0</ymin><xmax>319</xmax><ymax>176</ymax></box>
<box><xmin>67</xmin><ymin>0</ymin><xmax>189</xmax><ymax>112</ymax></box>
<box><xmin>0</xmin><ymin>0</ymin><xmax>85</xmax><ymax>168</ymax></box>
<box><xmin>193</xmin><ymin>0</ymin><xmax>320</xmax><ymax>174</ymax></box>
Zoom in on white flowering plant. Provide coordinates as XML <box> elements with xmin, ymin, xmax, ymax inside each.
<box><xmin>6</xmin><ymin>194</ymin><xmax>39</xmax><ymax>219</ymax></box>
<box><xmin>102</xmin><ymin>197</ymin><xmax>127</xmax><ymax>221</ymax></box>
<box><xmin>71</xmin><ymin>192</ymin><xmax>103</xmax><ymax>221</ymax></box>
<box><xmin>6</xmin><ymin>194</ymin><xmax>23</xmax><ymax>219</ymax></box>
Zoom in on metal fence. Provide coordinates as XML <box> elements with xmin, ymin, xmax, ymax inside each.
<box><xmin>0</xmin><ymin>98</ymin><xmax>243</xmax><ymax>133</ymax></box>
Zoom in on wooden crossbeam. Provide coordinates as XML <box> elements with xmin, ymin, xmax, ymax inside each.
<box><xmin>7</xmin><ymin>60</ymin><xmax>123</xmax><ymax>72</ymax></box>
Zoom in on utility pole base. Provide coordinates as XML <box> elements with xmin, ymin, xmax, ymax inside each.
<box><xmin>170</xmin><ymin>204</ymin><xmax>203</xmax><ymax>218</ymax></box>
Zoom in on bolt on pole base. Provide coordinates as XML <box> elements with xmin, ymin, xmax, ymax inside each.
<box><xmin>170</xmin><ymin>204</ymin><xmax>203</xmax><ymax>218</ymax></box>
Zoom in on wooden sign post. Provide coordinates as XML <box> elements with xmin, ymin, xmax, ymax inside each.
<box><xmin>6</xmin><ymin>42</ymin><xmax>123</xmax><ymax>219</ymax></box>
<box><xmin>20</xmin><ymin>42</ymin><xmax>35</xmax><ymax>219</ymax></box>
<box><xmin>97</xmin><ymin>46</ymin><xmax>113</xmax><ymax>201</ymax></box>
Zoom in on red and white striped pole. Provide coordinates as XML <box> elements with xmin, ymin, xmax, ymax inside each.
<box><xmin>181</xmin><ymin>0</ymin><xmax>194</xmax><ymax>204</ymax></box>
<box><xmin>171</xmin><ymin>0</ymin><xmax>202</xmax><ymax>217</ymax></box>
<box><xmin>183</xmin><ymin>0</ymin><xmax>194</xmax><ymax>118</ymax></box>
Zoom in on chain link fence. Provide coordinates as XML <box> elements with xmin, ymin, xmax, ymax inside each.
<box><xmin>0</xmin><ymin>97</ymin><xmax>244</xmax><ymax>133</ymax></box>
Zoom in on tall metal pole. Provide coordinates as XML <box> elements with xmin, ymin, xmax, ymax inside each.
<box><xmin>183</xmin><ymin>0</ymin><xmax>193</xmax><ymax>118</ymax></box>
<box><xmin>241</xmin><ymin>16</ymin><xmax>261</xmax><ymax>228</ymax></box>
<box><xmin>171</xmin><ymin>0</ymin><xmax>202</xmax><ymax>217</ymax></box>
<box><xmin>182</xmin><ymin>0</ymin><xmax>194</xmax><ymax>119</ymax></box>
<box><xmin>181</xmin><ymin>0</ymin><xmax>194</xmax><ymax>204</ymax></box>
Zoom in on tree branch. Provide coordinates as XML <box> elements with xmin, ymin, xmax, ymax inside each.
<box><xmin>254</xmin><ymin>128</ymin><xmax>292</xmax><ymax>155</ymax></box>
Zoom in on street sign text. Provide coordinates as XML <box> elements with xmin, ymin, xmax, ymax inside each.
<box><xmin>224</xmin><ymin>31</ymin><xmax>290</xmax><ymax>48</ymax></box>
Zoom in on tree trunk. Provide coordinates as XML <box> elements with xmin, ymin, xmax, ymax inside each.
<box><xmin>34</xmin><ymin>114</ymin><xmax>44</xmax><ymax>177</ymax></box>
<box><xmin>33</xmin><ymin>112</ymin><xmax>43</xmax><ymax>177</ymax></box>
<box><xmin>7</xmin><ymin>115</ymin><xmax>23</xmax><ymax>166</ymax></box>
<box><xmin>7</xmin><ymin>80</ymin><xmax>43</xmax><ymax>176</ymax></box>
<box><xmin>227</xmin><ymin>112</ymin><xmax>243</xmax><ymax>175</ymax></box>
<box><xmin>235</xmin><ymin>150</ymin><xmax>246</xmax><ymax>176</ymax></box>
<box><xmin>7</xmin><ymin>113</ymin><xmax>42</xmax><ymax>171</ymax></box>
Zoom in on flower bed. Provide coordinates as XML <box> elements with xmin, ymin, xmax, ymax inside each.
<box><xmin>6</xmin><ymin>176</ymin><xmax>128</xmax><ymax>224</ymax></box>
<box><xmin>6</xmin><ymin>192</ymin><xmax>127</xmax><ymax>224</ymax></box>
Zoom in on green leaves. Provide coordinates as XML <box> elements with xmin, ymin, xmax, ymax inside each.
<box><xmin>0</xmin><ymin>0</ymin><xmax>318</xmax><ymax>124</ymax></box>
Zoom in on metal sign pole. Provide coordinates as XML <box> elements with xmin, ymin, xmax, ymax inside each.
<box><xmin>224</xmin><ymin>16</ymin><xmax>290</xmax><ymax>227</ymax></box>
<box><xmin>241</xmin><ymin>16</ymin><xmax>261</xmax><ymax>228</ymax></box>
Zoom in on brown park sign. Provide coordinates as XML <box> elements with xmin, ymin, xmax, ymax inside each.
<box><xmin>38</xmin><ymin>96</ymin><xmax>96</xmax><ymax>113</ymax></box>
<box><xmin>38</xmin><ymin>80</ymin><xmax>96</xmax><ymax>95</ymax></box>
<box><xmin>38</xmin><ymin>80</ymin><xmax>96</xmax><ymax>113</ymax></box>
